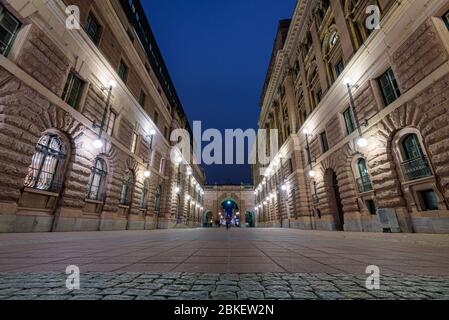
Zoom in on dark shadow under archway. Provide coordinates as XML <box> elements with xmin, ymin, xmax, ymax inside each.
<box><xmin>325</xmin><ymin>169</ymin><xmax>345</xmax><ymax>231</ymax></box>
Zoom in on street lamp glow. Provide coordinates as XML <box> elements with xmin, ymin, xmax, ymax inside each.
<box><xmin>148</xmin><ymin>129</ymin><xmax>156</xmax><ymax>136</ymax></box>
<box><xmin>143</xmin><ymin>170</ymin><xmax>151</xmax><ymax>178</ymax></box>
<box><xmin>343</xmin><ymin>77</ymin><xmax>352</xmax><ymax>86</ymax></box>
<box><xmin>107</xmin><ymin>80</ymin><xmax>117</xmax><ymax>88</ymax></box>
<box><xmin>281</xmin><ymin>184</ymin><xmax>287</xmax><ymax>191</ymax></box>
<box><xmin>357</xmin><ymin>137</ymin><xmax>368</xmax><ymax>148</ymax></box>
<box><xmin>174</xmin><ymin>186</ymin><xmax>180</xmax><ymax>194</ymax></box>
<box><xmin>186</xmin><ymin>195</ymin><xmax>191</xmax><ymax>200</ymax></box>
<box><xmin>92</xmin><ymin>139</ymin><xmax>103</xmax><ymax>149</ymax></box>
<box><xmin>303</xmin><ymin>128</ymin><xmax>310</xmax><ymax>135</ymax></box>
<box><xmin>308</xmin><ymin>170</ymin><xmax>316</xmax><ymax>178</ymax></box>
<box><xmin>263</xmin><ymin>201</ymin><xmax>267</xmax><ymax>205</ymax></box>
<box><xmin>186</xmin><ymin>168</ymin><xmax>192</xmax><ymax>176</ymax></box>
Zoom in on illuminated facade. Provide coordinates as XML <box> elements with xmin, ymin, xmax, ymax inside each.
<box><xmin>253</xmin><ymin>0</ymin><xmax>449</xmax><ymax>233</ymax></box>
<box><xmin>0</xmin><ymin>0</ymin><xmax>204</xmax><ymax>232</ymax></box>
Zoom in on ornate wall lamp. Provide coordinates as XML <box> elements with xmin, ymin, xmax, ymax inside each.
<box><xmin>92</xmin><ymin>80</ymin><xmax>117</xmax><ymax>149</ymax></box>
<box><xmin>143</xmin><ymin>129</ymin><xmax>157</xmax><ymax>178</ymax></box>
<box><xmin>303</xmin><ymin>128</ymin><xmax>316</xmax><ymax>178</ymax></box>
<box><xmin>343</xmin><ymin>77</ymin><xmax>368</xmax><ymax>148</ymax></box>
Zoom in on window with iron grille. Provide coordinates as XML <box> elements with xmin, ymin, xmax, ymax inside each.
<box><xmin>62</xmin><ymin>72</ymin><xmax>84</xmax><ymax>108</ymax></box>
<box><xmin>400</xmin><ymin>134</ymin><xmax>432</xmax><ymax>180</ymax></box>
<box><xmin>343</xmin><ymin>107</ymin><xmax>355</xmax><ymax>135</ymax></box>
<box><xmin>356</xmin><ymin>158</ymin><xmax>373</xmax><ymax>193</ymax></box>
<box><xmin>0</xmin><ymin>4</ymin><xmax>21</xmax><ymax>56</ymax></box>
<box><xmin>24</xmin><ymin>134</ymin><xmax>66</xmax><ymax>192</ymax></box>
<box><xmin>140</xmin><ymin>179</ymin><xmax>150</xmax><ymax>209</ymax></box>
<box><xmin>86</xmin><ymin>158</ymin><xmax>107</xmax><ymax>201</ymax></box>
<box><xmin>154</xmin><ymin>185</ymin><xmax>161</xmax><ymax>212</ymax></box>
<box><xmin>119</xmin><ymin>171</ymin><xmax>134</xmax><ymax>206</ymax></box>
<box><xmin>84</xmin><ymin>13</ymin><xmax>101</xmax><ymax>44</ymax></box>
<box><xmin>378</xmin><ymin>68</ymin><xmax>401</xmax><ymax>106</ymax></box>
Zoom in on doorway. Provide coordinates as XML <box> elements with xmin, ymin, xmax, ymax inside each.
<box><xmin>326</xmin><ymin>169</ymin><xmax>344</xmax><ymax>231</ymax></box>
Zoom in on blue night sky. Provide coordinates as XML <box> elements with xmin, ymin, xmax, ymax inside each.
<box><xmin>142</xmin><ymin>0</ymin><xmax>296</xmax><ymax>185</ymax></box>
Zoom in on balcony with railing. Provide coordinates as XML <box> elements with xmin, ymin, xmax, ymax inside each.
<box><xmin>356</xmin><ymin>175</ymin><xmax>373</xmax><ymax>193</ymax></box>
<box><xmin>401</xmin><ymin>156</ymin><xmax>433</xmax><ymax>181</ymax></box>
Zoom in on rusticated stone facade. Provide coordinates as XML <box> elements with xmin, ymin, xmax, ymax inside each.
<box><xmin>253</xmin><ymin>0</ymin><xmax>449</xmax><ymax>234</ymax></box>
<box><xmin>0</xmin><ymin>0</ymin><xmax>204</xmax><ymax>232</ymax></box>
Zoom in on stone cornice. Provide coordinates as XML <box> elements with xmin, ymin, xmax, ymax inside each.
<box><xmin>259</xmin><ymin>0</ymin><xmax>310</xmax><ymax>127</ymax></box>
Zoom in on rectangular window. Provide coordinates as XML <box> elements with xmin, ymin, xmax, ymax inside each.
<box><xmin>139</xmin><ymin>90</ymin><xmax>146</xmax><ymax>107</ymax></box>
<box><xmin>366</xmin><ymin>200</ymin><xmax>377</xmax><ymax>215</ymax></box>
<box><xmin>118</xmin><ymin>60</ymin><xmax>128</xmax><ymax>82</ymax></box>
<box><xmin>62</xmin><ymin>72</ymin><xmax>84</xmax><ymax>108</ymax></box>
<box><xmin>315</xmin><ymin>89</ymin><xmax>322</xmax><ymax>105</ymax></box>
<box><xmin>130</xmin><ymin>132</ymin><xmax>138</xmax><ymax>154</ymax></box>
<box><xmin>0</xmin><ymin>5</ymin><xmax>21</xmax><ymax>56</ymax></box>
<box><xmin>420</xmin><ymin>190</ymin><xmax>439</xmax><ymax>211</ymax></box>
<box><xmin>343</xmin><ymin>107</ymin><xmax>355</xmax><ymax>135</ymax></box>
<box><xmin>378</xmin><ymin>68</ymin><xmax>401</xmax><ymax>106</ymax></box>
<box><xmin>335</xmin><ymin>59</ymin><xmax>345</xmax><ymax>77</ymax></box>
<box><xmin>443</xmin><ymin>9</ymin><xmax>449</xmax><ymax>30</ymax></box>
<box><xmin>106</xmin><ymin>111</ymin><xmax>116</xmax><ymax>136</ymax></box>
<box><xmin>84</xmin><ymin>13</ymin><xmax>101</xmax><ymax>44</ymax></box>
<box><xmin>153</xmin><ymin>111</ymin><xmax>159</xmax><ymax>127</ymax></box>
<box><xmin>320</xmin><ymin>131</ymin><xmax>329</xmax><ymax>153</ymax></box>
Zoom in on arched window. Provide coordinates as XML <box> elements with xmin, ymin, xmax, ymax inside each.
<box><xmin>355</xmin><ymin>158</ymin><xmax>373</xmax><ymax>193</ymax></box>
<box><xmin>86</xmin><ymin>158</ymin><xmax>107</xmax><ymax>201</ymax></box>
<box><xmin>24</xmin><ymin>134</ymin><xmax>66</xmax><ymax>192</ymax></box>
<box><xmin>154</xmin><ymin>185</ymin><xmax>161</xmax><ymax>213</ymax></box>
<box><xmin>119</xmin><ymin>170</ymin><xmax>134</xmax><ymax>206</ymax></box>
<box><xmin>140</xmin><ymin>179</ymin><xmax>150</xmax><ymax>209</ymax></box>
<box><xmin>400</xmin><ymin>134</ymin><xmax>432</xmax><ymax>180</ymax></box>
<box><xmin>402</xmin><ymin>134</ymin><xmax>424</xmax><ymax>160</ymax></box>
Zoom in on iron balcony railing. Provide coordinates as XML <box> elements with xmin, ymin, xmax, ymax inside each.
<box><xmin>401</xmin><ymin>156</ymin><xmax>433</xmax><ymax>181</ymax></box>
<box><xmin>356</xmin><ymin>175</ymin><xmax>373</xmax><ymax>193</ymax></box>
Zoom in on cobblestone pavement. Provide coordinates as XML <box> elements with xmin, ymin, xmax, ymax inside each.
<box><xmin>1</xmin><ymin>272</ymin><xmax>449</xmax><ymax>300</ymax></box>
<box><xmin>1</xmin><ymin>229</ymin><xmax>449</xmax><ymax>275</ymax></box>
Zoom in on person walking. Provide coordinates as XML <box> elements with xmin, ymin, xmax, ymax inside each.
<box><xmin>225</xmin><ymin>216</ymin><xmax>231</xmax><ymax>230</ymax></box>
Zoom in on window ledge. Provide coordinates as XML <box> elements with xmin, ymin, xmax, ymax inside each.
<box><xmin>118</xmin><ymin>204</ymin><xmax>130</xmax><ymax>209</ymax></box>
<box><xmin>85</xmin><ymin>198</ymin><xmax>104</xmax><ymax>205</ymax></box>
<box><xmin>401</xmin><ymin>176</ymin><xmax>435</xmax><ymax>186</ymax></box>
<box><xmin>23</xmin><ymin>187</ymin><xmax>59</xmax><ymax>197</ymax></box>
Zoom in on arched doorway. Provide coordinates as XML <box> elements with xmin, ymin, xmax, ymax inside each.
<box><xmin>326</xmin><ymin>169</ymin><xmax>345</xmax><ymax>231</ymax></box>
<box><xmin>203</xmin><ymin>211</ymin><xmax>213</xmax><ymax>228</ymax></box>
<box><xmin>245</xmin><ymin>211</ymin><xmax>255</xmax><ymax>227</ymax></box>
<box><xmin>220</xmin><ymin>198</ymin><xmax>241</xmax><ymax>227</ymax></box>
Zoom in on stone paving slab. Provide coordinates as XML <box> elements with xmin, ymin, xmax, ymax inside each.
<box><xmin>1</xmin><ymin>229</ymin><xmax>449</xmax><ymax>275</ymax></box>
<box><xmin>0</xmin><ymin>272</ymin><xmax>449</xmax><ymax>300</ymax></box>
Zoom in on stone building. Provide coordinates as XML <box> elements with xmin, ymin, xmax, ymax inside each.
<box><xmin>253</xmin><ymin>0</ymin><xmax>449</xmax><ymax>233</ymax></box>
<box><xmin>203</xmin><ymin>185</ymin><xmax>255</xmax><ymax>228</ymax></box>
<box><xmin>0</xmin><ymin>0</ymin><xmax>205</xmax><ymax>232</ymax></box>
